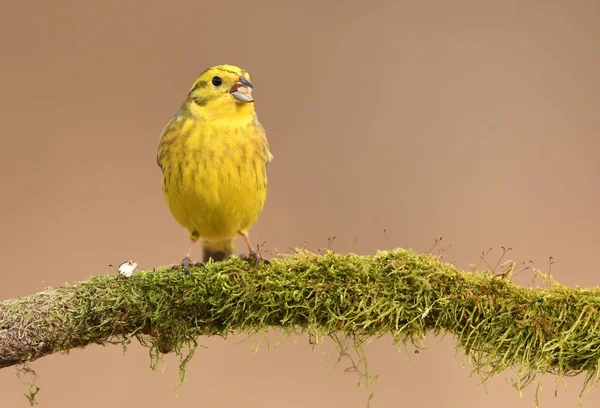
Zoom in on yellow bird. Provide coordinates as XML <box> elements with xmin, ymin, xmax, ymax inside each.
<box><xmin>157</xmin><ymin>65</ymin><xmax>272</xmax><ymax>273</ymax></box>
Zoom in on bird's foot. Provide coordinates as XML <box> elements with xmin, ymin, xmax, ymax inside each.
<box><xmin>240</xmin><ymin>250</ymin><xmax>270</xmax><ymax>266</ymax></box>
<box><xmin>171</xmin><ymin>256</ymin><xmax>204</xmax><ymax>275</ymax></box>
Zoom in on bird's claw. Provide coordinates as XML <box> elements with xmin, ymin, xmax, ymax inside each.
<box><xmin>172</xmin><ymin>256</ymin><xmax>204</xmax><ymax>275</ymax></box>
<box><xmin>240</xmin><ymin>250</ymin><xmax>270</xmax><ymax>266</ymax></box>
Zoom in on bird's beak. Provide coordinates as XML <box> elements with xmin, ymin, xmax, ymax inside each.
<box><xmin>229</xmin><ymin>76</ymin><xmax>254</xmax><ymax>103</ymax></box>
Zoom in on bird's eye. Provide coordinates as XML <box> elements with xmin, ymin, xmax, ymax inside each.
<box><xmin>211</xmin><ymin>76</ymin><xmax>223</xmax><ymax>87</ymax></box>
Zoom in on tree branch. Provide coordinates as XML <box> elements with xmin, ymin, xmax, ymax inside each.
<box><xmin>1</xmin><ymin>249</ymin><xmax>599</xmax><ymax>392</ymax></box>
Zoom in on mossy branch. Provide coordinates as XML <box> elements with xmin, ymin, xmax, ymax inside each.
<box><xmin>2</xmin><ymin>248</ymin><xmax>600</xmax><ymax>395</ymax></box>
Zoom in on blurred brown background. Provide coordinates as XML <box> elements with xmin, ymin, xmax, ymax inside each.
<box><xmin>1</xmin><ymin>1</ymin><xmax>600</xmax><ymax>407</ymax></box>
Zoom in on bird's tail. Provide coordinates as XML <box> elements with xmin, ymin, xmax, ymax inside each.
<box><xmin>202</xmin><ymin>238</ymin><xmax>235</xmax><ymax>262</ymax></box>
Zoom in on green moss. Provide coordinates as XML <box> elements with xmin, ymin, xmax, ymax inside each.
<box><xmin>3</xmin><ymin>248</ymin><xmax>600</xmax><ymax>405</ymax></box>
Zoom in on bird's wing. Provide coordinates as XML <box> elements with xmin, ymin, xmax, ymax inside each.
<box><xmin>156</xmin><ymin>115</ymin><xmax>184</xmax><ymax>169</ymax></box>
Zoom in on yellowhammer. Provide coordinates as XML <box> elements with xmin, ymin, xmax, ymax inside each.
<box><xmin>157</xmin><ymin>64</ymin><xmax>272</xmax><ymax>273</ymax></box>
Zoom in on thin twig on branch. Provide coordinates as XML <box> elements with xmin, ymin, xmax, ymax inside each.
<box><xmin>1</xmin><ymin>249</ymin><xmax>600</xmax><ymax>394</ymax></box>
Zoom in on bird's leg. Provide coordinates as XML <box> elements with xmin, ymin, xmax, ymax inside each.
<box><xmin>174</xmin><ymin>240</ymin><xmax>204</xmax><ymax>275</ymax></box>
<box><xmin>239</xmin><ymin>232</ymin><xmax>269</xmax><ymax>266</ymax></box>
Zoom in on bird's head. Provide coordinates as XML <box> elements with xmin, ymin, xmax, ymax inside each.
<box><xmin>185</xmin><ymin>64</ymin><xmax>255</xmax><ymax>118</ymax></box>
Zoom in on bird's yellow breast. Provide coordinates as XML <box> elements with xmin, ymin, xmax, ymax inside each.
<box><xmin>158</xmin><ymin>115</ymin><xmax>270</xmax><ymax>242</ymax></box>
